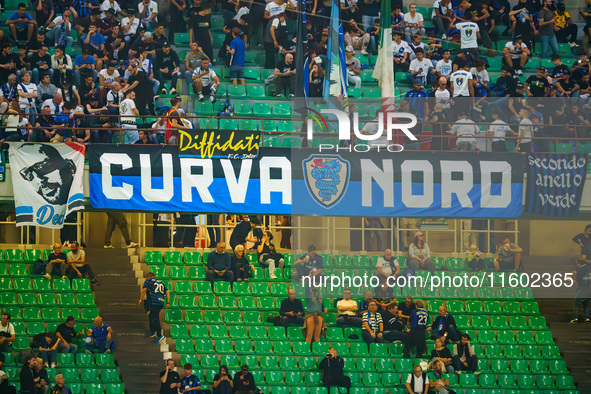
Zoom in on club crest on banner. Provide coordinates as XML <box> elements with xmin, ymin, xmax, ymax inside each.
<box><xmin>303</xmin><ymin>154</ymin><xmax>350</xmax><ymax>208</ymax></box>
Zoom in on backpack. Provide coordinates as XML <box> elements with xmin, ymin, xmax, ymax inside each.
<box><xmin>32</xmin><ymin>259</ymin><xmax>46</xmax><ymax>276</ymax></box>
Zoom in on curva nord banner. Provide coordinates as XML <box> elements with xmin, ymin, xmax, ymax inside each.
<box><xmin>9</xmin><ymin>142</ymin><xmax>86</xmax><ymax>228</ymax></box>
<box><xmin>88</xmin><ymin>145</ymin><xmax>524</xmax><ymax>217</ymax></box>
<box><xmin>178</xmin><ymin>128</ymin><xmax>260</xmax><ymax>159</ymax></box>
<box><xmin>525</xmin><ymin>153</ymin><xmax>588</xmax><ymax>216</ymax></box>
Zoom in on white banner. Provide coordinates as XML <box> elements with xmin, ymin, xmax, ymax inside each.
<box><xmin>9</xmin><ymin>143</ymin><xmax>85</xmax><ymax>228</ymax></box>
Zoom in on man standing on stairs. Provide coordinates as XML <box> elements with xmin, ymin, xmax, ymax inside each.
<box><xmin>104</xmin><ymin>212</ymin><xmax>139</xmax><ymax>248</ymax></box>
<box><xmin>139</xmin><ymin>272</ymin><xmax>170</xmax><ymax>344</ymax></box>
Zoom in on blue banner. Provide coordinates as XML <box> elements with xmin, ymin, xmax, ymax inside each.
<box><xmin>88</xmin><ymin>146</ymin><xmax>524</xmax><ymax>217</ymax></box>
<box><xmin>526</xmin><ymin>153</ymin><xmax>588</xmax><ymax>216</ymax></box>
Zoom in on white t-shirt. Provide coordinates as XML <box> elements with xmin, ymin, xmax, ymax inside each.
<box><xmin>434</xmin><ymin>88</ymin><xmax>451</xmax><ymax>108</ymax></box>
<box><xmin>67</xmin><ymin>249</ymin><xmax>86</xmax><ymax>268</ymax></box>
<box><xmin>17</xmin><ymin>82</ymin><xmax>38</xmax><ymax>108</ymax></box>
<box><xmin>470</xmin><ymin>67</ymin><xmax>489</xmax><ymax>85</ymax></box>
<box><xmin>450</xmin><ymin>70</ymin><xmax>472</xmax><ymax>97</ymax></box>
<box><xmin>406</xmin><ymin>374</ymin><xmax>429</xmax><ymax>394</ymax></box>
<box><xmin>42</xmin><ymin>98</ymin><xmax>64</xmax><ymax>114</ymax></box>
<box><xmin>409</xmin><ymin>58</ymin><xmax>432</xmax><ymax>78</ymax></box>
<box><xmin>99</xmin><ymin>69</ymin><xmax>120</xmax><ymax>84</ymax></box>
<box><xmin>504</xmin><ymin>41</ymin><xmax>528</xmax><ymax>59</ymax></box>
<box><xmin>376</xmin><ymin>257</ymin><xmax>399</xmax><ymax>276</ymax></box>
<box><xmin>138</xmin><ymin>1</ymin><xmax>158</xmax><ymax>21</ymax></box>
<box><xmin>490</xmin><ymin>119</ymin><xmax>511</xmax><ymax>142</ymax></box>
<box><xmin>432</xmin><ymin>0</ymin><xmax>450</xmax><ymax>18</ymax></box>
<box><xmin>0</xmin><ymin>322</ymin><xmax>15</xmax><ymax>337</ymax></box>
<box><xmin>193</xmin><ymin>67</ymin><xmax>218</xmax><ymax>86</ymax></box>
<box><xmin>234</xmin><ymin>6</ymin><xmax>249</xmax><ymax>20</ymax></box>
<box><xmin>119</xmin><ymin>98</ymin><xmax>137</xmax><ymax>122</ymax></box>
<box><xmin>455</xmin><ymin>22</ymin><xmax>479</xmax><ymax>49</ymax></box>
<box><xmin>436</xmin><ymin>59</ymin><xmax>452</xmax><ymax>77</ymax></box>
<box><xmin>51</xmin><ymin>15</ymin><xmax>72</xmax><ymax>26</ymax></box>
<box><xmin>265</xmin><ymin>1</ymin><xmax>287</xmax><ymax>18</ymax></box>
<box><xmin>408</xmin><ymin>42</ymin><xmax>427</xmax><ymax>61</ymax></box>
<box><xmin>392</xmin><ymin>40</ymin><xmax>411</xmax><ymax>60</ymax></box>
<box><xmin>518</xmin><ymin>118</ymin><xmax>533</xmax><ymax>143</ymax></box>
<box><xmin>121</xmin><ymin>17</ymin><xmax>140</xmax><ymax>36</ymax></box>
<box><xmin>100</xmin><ymin>0</ymin><xmax>121</xmax><ymax>17</ymax></box>
<box><xmin>336</xmin><ymin>299</ymin><xmax>358</xmax><ymax>316</ymax></box>
<box><xmin>404</xmin><ymin>12</ymin><xmax>424</xmax><ymax>26</ymax></box>
<box><xmin>451</xmin><ymin>118</ymin><xmax>479</xmax><ymax>144</ymax></box>
<box><xmin>107</xmin><ymin>90</ymin><xmax>123</xmax><ymax>107</ymax></box>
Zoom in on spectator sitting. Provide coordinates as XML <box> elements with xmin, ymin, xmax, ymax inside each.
<box><xmin>180</xmin><ymin>362</ymin><xmax>202</xmax><ymax>392</ymax></box>
<box><xmin>358</xmin><ymin>290</ymin><xmax>374</xmax><ymax>314</ymax></box>
<box><xmin>381</xmin><ymin>303</ymin><xmax>410</xmax><ymax>344</ymax></box>
<box><xmin>206</xmin><ymin>242</ymin><xmax>234</xmax><ymax>289</ymax></box>
<box><xmin>362</xmin><ymin>300</ymin><xmax>384</xmax><ymax>346</ymax></box>
<box><xmin>428</xmin><ymin>360</ymin><xmax>450</xmax><ymax>394</ymax></box>
<box><xmin>43</xmin><ymin>243</ymin><xmax>68</xmax><ymax>280</ymax></box>
<box><xmin>0</xmin><ymin>313</ymin><xmax>15</xmax><ymax>353</ymax></box>
<box><xmin>452</xmin><ymin>333</ymin><xmax>478</xmax><ymax>375</ymax></box>
<box><xmin>405</xmin><ymin>365</ymin><xmax>430</xmax><ymax>394</ymax></box>
<box><xmin>35</xmin><ymin>332</ymin><xmax>61</xmax><ymax>369</ymax></box>
<box><xmin>429</xmin><ymin>305</ymin><xmax>460</xmax><ymax>344</ymax></box>
<box><xmin>154</xmin><ymin>42</ymin><xmax>180</xmax><ymax>95</ymax></box>
<box><xmin>344</xmin><ymin>46</ymin><xmax>361</xmax><ymax>89</ymax></box>
<box><xmin>279</xmin><ymin>288</ymin><xmax>305</xmax><ymax>328</ymax></box>
<box><xmin>34</xmin><ymin>357</ymin><xmax>49</xmax><ymax>394</ymax></box>
<box><xmin>213</xmin><ymin>365</ymin><xmax>233</xmax><ymax>394</ymax></box>
<box><xmin>191</xmin><ymin>58</ymin><xmax>219</xmax><ymax>102</ymax></box>
<box><xmin>257</xmin><ymin>231</ymin><xmax>284</xmax><ymax>279</ymax></box>
<box><xmin>292</xmin><ymin>244</ymin><xmax>323</xmax><ymax>281</ymax></box>
<box><xmin>467</xmin><ymin>244</ymin><xmax>485</xmax><ymax>271</ymax></box>
<box><xmin>494</xmin><ymin>237</ymin><xmax>523</xmax><ymax>272</ymax></box>
<box><xmin>375</xmin><ymin>248</ymin><xmax>400</xmax><ymax>287</ymax></box>
<box><xmin>233</xmin><ymin>365</ymin><xmax>256</xmax><ymax>394</ymax></box>
<box><xmin>408</xmin><ymin>232</ymin><xmax>435</xmax><ymax>273</ymax></box>
<box><xmin>135</xmin><ymin>129</ymin><xmax>155</xmax><ymax>145</ymax></box>
<box><xmin>7</xmin><ymin>3</ymin><xmax>37</xmax><ymax>42</ymax></box>
<box><xmin>343</xmin><ymin>19</ymin><xmax>369</xmax><ymax>54</ymax></box>
<box><xmin>51</xmin><ymin>374</ymin><xmax>70</xmax><ymax>394</ymax></box>
<box><xmin>319</xmin><ymin>348</ymin><xmax>351</xmax><ymax>392</ymax></box>
<box><xmin>85</xmin><ymin>316</ymin><xmax>115</xmax><ymax>354</ymax></box>
<box><xmin>502</xmin><ymin>36</ymin><xmax>530</xmax><ymax>74</ymax></box>
<box><xmin>55</xmin><ymin>316</ymin><xmax>79</xmax><ymax>356</ymax></box>
<box><xmin>20</xmin><ymin>356</ymin><xmax>36</xmax><ymax>394</ymax></box>
<box><xmin>67</xmin><ymin>241</ymin><xmax>99</xmax><ymax>285</ymax></box>
<box><xmin>159</xmin><ymin>359</ymin><xmax>181</xmax><ymax>394</ymax></box>
<box><xmin>404</xmin><ymin>3</ymin><xmax>426</xmax><ymax>42</ymax></box>
<box><xmin>570</xmin><ymin>255</ymin><xmax>591</xmax><ymax>323</ymax></box>
<box><xmin>430</xmin><ymin>338</ymin><xmax>454</xmax><ymax>374</ymax></box>
<box><xmin>232</xmin><ymin>245</ymin><xmax>252</xmax><ymax>282</ymax></box>
<box><xmin>336</xmin><ymin>289</ymin><xmax>362</xmax><ymax>327</ymax></box>
<box><xmin>274</xmin><ymin>53</ymin><xmax>296</xmax><ymax>97</ymax></box>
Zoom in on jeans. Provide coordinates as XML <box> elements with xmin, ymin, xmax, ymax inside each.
<box><xmin>39</xmin><ymin>349</ymin><xmax>57</xmax><ymax>364</ymax></box>
<box><xmin>336</xmin><ymin>315</ymin><xmax>362</xmax><ymax>327</ymax></box>
<box><xmin>348</xmin><ymin>75</ymin><xmax>361</xmax><ymax>89</ymax></box>
<box><xmin>148</xmin><ymin>305</ymin><xmax>163</xmax><ymax>336</ymax></box>
<box><xmin>47</xmin><ymin>25</ymin><xmax>73</xmax><ymax>47</ymax></box>
<box><xmin>258</xmin><ymin>255</ymin><xmax>284</xmax><ymax>277</ymax></box>
<box><xmin>430</xmin><ymin>357</ymin><xmax>455</xmax><ymax>374</ymax></box>
<box><xmin>206</xmin><ymin>269</ymin><xmax>234</xmax><ymax>289</ymax></box>
<box><xmin>452</xmin><ymin>355</ymin><xmax>478</xmax><ymax>372</ymax></box>
<box><xmin>573</xmin><ymin>298</ymin><xmax>591</xmax><ymax>318</ymax></box>
<box><xmin>539</xmin><ymin>34</ymin><xmax>559</xmax><ymax>59</ymax></box>
<box><xmin>408</xmin><ymin>257</ymin><xmax>435</xmax><ymax>273</ymax></box>
<box><xmin>142</xmin><ymin>19</ymin><xmax>157</xmax><ymax>32</ymax></box>
<box><xmin>184</xmin><ymin>70</ymin><xmax>195</xmax><ymax>94</ymax></box>
<box><xmin>405</xmin><ymin>27</ymin><xmax>426</xmax><ymax>43</ymax></box>
<box><xmin>361</xmin><ymin>15</ymin><xmax>378</xmax><ymax>30</ymax></box>
<box><xmin>46</xmin><ymin>261</ymin><xmax>67</xmax><ymax>276</ymax></box>
<box><xmin>433</xmin><ymin>17</ymin><xmax>450</xmax><ymax>37</ymax></box>
<box><xmin>154</xmin><ymin>70</ymin><xmax>179</xmax><ymax>93</ymax></box>
<box><xmin>91</xmin><ymin>129</ymin><xmax>113</xmax><ymax>143</ymax></box>
<box><xmin>121</xmin><ymin>123</ymin><xmax>139</xmax><ymax>144</ymax></box>
<box><xmin>104</xmin><ymin>212</ymin><xmax>132</xmax><ymax>246</ymax></box>
<box><xmin>32</xmin><ymin>68</ymin><xmax>54</xmax><ymax>84</ymax></box>
<box><xmin>57</xmin><ymin>342</ymin><xmax>78</xmax><ymax>356</ymax></box>
<box><xmin>430</xmin><ymin>325</ymin><xmax>461</xmax><ymax>343</ymax></box>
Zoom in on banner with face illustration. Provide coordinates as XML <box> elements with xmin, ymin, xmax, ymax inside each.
<box><xmin>9</xmin><ymin>143</ymin><xmax>86</xmax><ymax>228</ymax></box>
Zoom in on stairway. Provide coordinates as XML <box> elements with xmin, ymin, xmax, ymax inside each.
<box><xmin>526</xmin><ymin>256</ymin><xmax>591</xmax><ymax>392</ymax></box>
<box><xmin>89</xmin><ymin>247</ymin><xmax>164</xmax><ymax>394</ymax></box>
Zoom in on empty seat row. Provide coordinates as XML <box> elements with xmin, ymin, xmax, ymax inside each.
<box><xmin>0</xmin><ymin>277</ymin><xmax>92</xmax><ymax>292</ymax></box>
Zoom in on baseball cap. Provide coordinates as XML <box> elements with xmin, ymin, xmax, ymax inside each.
<box><xmin>163</xmin><ymin>41</ymin><xmax>172</xmax><ymax>48</ymax></box>
<box><xmin>345</xmin><ymin>45</ymin><xmax>354</xmax><ymax>52</ymax></box>
<box><xmin>307</xmin><ymin>245</ymin><xmax>316</xmax><ymax>251</ymax></box>
<box><xmin>143</xmin><ymin>31</ymin><xmax>152</xmax><ymax>39</ymax></box>
<box><xmin>66</xmin><ymin>316</ymin><xmax>77</xmax><ymax>322</ymax></box>
<box><xmin>414</xmin><ymin>231</ymin><xmax>423</xmax><ymax>237</ymax></box>
<box><xmin>107</xmin><ymin>7</ymin><xmax>116</xmax><ymax>14</ymax></box>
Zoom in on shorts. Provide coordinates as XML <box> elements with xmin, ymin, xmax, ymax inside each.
<box><xmin>229</xmin><ymin>65</ymin><xmax>244</xmax><ymax>81</ymax></box>
<box><xmin>499</xmin><ymin>259</ymin><xmax>515</xmax><ymax>271</ymax></box>
<box><xmin>202</xmin><ymin>84</ymin><xmax>213</xmax><ymax>95</ymax></box>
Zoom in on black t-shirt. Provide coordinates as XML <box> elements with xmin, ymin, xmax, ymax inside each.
<box><xmin>47</xmin><ymin>252</ymin><xmax>67</xmax><ymax>264</ymax></box>
<box><xmin>431</xmin><ymin>346</ymin><xmax>453</xmax><ymax>360</ymax></box>
<box><xmin>551</xmin><ymin>64</ymin><xmax>570</xmax><ymax>79</ymax></box>
<box><xmin>56</xmin><ymin>323</ymin><xmax>76</xmax><ymax>343</ymax></box>
<box><xmin>397</xmin><ymin>302</ymin><xmax>416</xmax><ymax>322</ymax></box>
<box><xmin>571</xmin><ymin>59</ymin><xmax>590</xmax><ymax>80</ymax></box>
<box><xmin>156</xmin><ymin>49</ymin><xmax>180</xmax><ymax>71</ymax></box>
<box><xmin>128</xmin><ymin>70</ymin><xmax>152</xmax><ymax>96</ymax></box>
<box><xmin>31</xmin><ymin>53</ymin><xmax>52</xmax><ymax>70</ymax></box>
<box><xmin>452</xmin><ymin>55</ymin><xmax>468</xmax><ymax>70</ymax></box>
<box><xmin>381</xmin><ymin>310</ymin><xmax>405</xmax><ymax>331</ymax></box>
<box><xmin>230</xmin><ymin>221</ymin><xmax>252</xmax><ymax>246</ymax></box>
<box><xmin>187</xmin><ymin>6</ymin><xmax>211</xmax><ymax>36</ymax></box>
<box><xmin>525</xmin><ymin>75</ymin><xmax>549</xmax><ymax>96</ymax></box>
<box><xmin>275</xmin><ymin>59</ymin><xmax>295</xmax><ymax>74</ymax></box>
<box><xmin>13</xmin><ymin>54</ymin><xmax>31</xmax><ymax>71</ymax></box>
<box><xmin>0</xmin><ymin>54</ymin><xmax>12</xmax><ymax>81</ymax></box>
<box><xmin>159</xmin><ymin>370</ymin><xmax>180</xmax><ymax>394</ymax></box>
<box><xmin>558</xmin><ymin>78</ymin><xmax>577</xmax><ymax>93</ymax></box>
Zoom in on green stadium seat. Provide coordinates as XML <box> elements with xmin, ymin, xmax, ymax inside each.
<box><xmin>523</xmin><ymin>345</ymin><xmax>542</xmax><ymax>359</ymax></box>
<box><xmin>183</xmin><ymin>310</ymin><xmax>202</xmax><ymax>324</ymax></box>
<box><xmin>175</xmin><ymin>339</ymin><xmax>195</xmax><ymax>354</ymax></box>
<box><xmin>169</xmin><ymin>266</ymin><xmax>188</xmax><ymax>280</ymax></box>
<box><xmin>200</xmin><ymin>354</ymin><xmax>219</xmax><ymax>369</ymax></box>
<box><xmin>257</xmin><ymin>297</ymin><xmax>276</xmax><ymax>310</ymax></box>
<box><xmin>191</xmin><ymin>282</ymin><xmax>210</xmax><ymax>295</ymax></box>
<box><xmin>502</xmin><ymin>301</ymin><xmax>521</xmax><ymax>314</ymax></box>
<box><xmin>179</xmin><ymin>295</ymin><xmax>199</xmax><ymax>309</ymax></box>
<box><xmin>195</xmin><ymin>339</ymin><xmax>215</xmax><ymax>354</ymax></box>
<box><xmin>509</xmin><ymin>316</ymin><xmax>528</xmax><ymax>329</ymax></box>
<box><xmin>249</xmin><ymin>326</ymin><xmax>267</xmax><ymax>341</ymax></box>
<box><xmin>213</xmin><ymin>281</ymin><xmax>232</xmax><ymax>295</ymax></box>
<box><xmin>483</xmin><ymin>301</ymin><xmax>502</xmax><ymax>315</ymax></box>
<box><xmin>536</xmin><ymin>375</ymin><xmax>555</xmax><ymax>389</ymax></box>
<box><xmin>77</xmin><ymin>293</ymin><xmax>95</xmax><ymax>307</ymax></box>
<box><xmin>529</xmin><ymin>316</ymin><xmax>547</xmax><ymax>330</ymax></box>
<box><xmin>255</xmin><ymin>340</ymin><xmax>274</xmax><ymax>355</ymax></box>
<box><xmin>530</xmin><ymin>359</ymin><xmax>548</xmax><ymax>374</ymax></box>
<box><xmin>5</xmin><ymin>249</ymin><xmax>23</xmax><ymax>262</ymax></box>
<box><xmin>490</xmin><ymin>316</ymin><xmax>509</xmax><ymax>329</ymax></box>
<box><xmin>515</xmin><ymin>330</ymin><xmax>535</xmax><ymax>345</ymax></box>
<box><xmin>465</xmin><ymin>300</ymin><xmax>483</xmax><ymax>314</ymax></box>
<box><xmin>478</xmin><ymin>330</ymin><xmax>496</xmax><ymax>345</ymax></box>
<box><xmin>234</xmin><ymin>339</ymin><xmax>254</xmax><ymax>354</ymax></box>
<box><xmin>189</xmin><ymin>325</ymin><xmax>208</xmax><ymax>339</ymax></box>
<box><xmin>293</xmin><ymin>342</ymin><xmax>313</xmax><ymax>356</ymax></box>
<box><xmin>71</xmin><ymin>279</ymin><xmax>91</xmax><ymax>293</ymax></box>
<box><xmin>510</xmin><ymin>359</ymin><xmax>529</xmax><ymax>375</ymax></box>
<box><xmin>272</xmin><ymin>103</ymin><xmax>291</xmax><ymax>116</ymax></box>
<box><xmin>496</xmin><ymin>330</ymin><xmax>516</xmax><ymax>344</ymax></box>
<box><xmin>243</xmin><ymin>311</ymin><xmax>262</xmax><ymax>325</ymax></box>
<box><xmin>471</xmin><ymin>315</ymin><xmax>489</xmax><ymax>329</ymax></box>
<box><xmin>549</xmin><ymin>359</ymin><xmax>568</xmax><ymax>375</ymax></box>
<box><xmin>85</xmin><ymin>383</ymin><xmax>104</xmax><ymax>394</ymax></box>
<box><xmin>221</xmin><ymin>355</ymin><xmax>240</xmax><ymax>369</ymax></box>
<box><xmin>219</xmin><ymin>296</ymin><xmax>238</xmax><ymax>310</ymax></box>
<box><xmin>541</xmin><ymin>345</ymin><xmax>561</xmax><ymax>359</ymax></box>
<box><xmin>254</xmin><ymin>103</ymin><xmax>272</xmax><ymax>117</ymax></box>
<box><xmin>265</xmin><ymin>370</ymin><xmax>284</xmax><ymax>385</ymax></box>
<box><xmin>223</xmin><ymin>311</ymin><xmax>243</xmax><ymax>325</ymax></box>
<box><xmin>170</xmin><ymin>324</ymin><xmax>189</xmax><ymax>339</ymax></box>
<box><xmin>446</xmin><ymin>300</ymin><xmax>464</xmax><ymax>314</ymax></box>
<box><xmin>106</xmin><ymin>383</ymin><xmax>125</xmax><ymax>394</ymax></box>
<box><xmin>81</xmin><ymin>368</ymin><xmax>100</xmax><ymax>383</ymax></box>
<box><xmin>229</xmin><ymin>325</ymin><xmax>248</xmax><ymax>340</ymax></box>
<box><xmin>497</xmin><ymin>374</ymin><xmax>518</xmax><ymax>389</ymax></box>
<box><xmin>182</xmin><ymin>252</ymin><xmax>201</xmax><ymax>265</ymax></box>
<box><xmin>503</xmin><ymin>344</ymin><xmax>522</xmax><ymax>359</ymax></box>
<box><xmin>305</xmin><ymin>372</ymin><xmax>323</xmax><ymax>386</ymax></box>
<box><xmin>490</xmin><ymin>359</ymin><xmax>509</xmax><ymax>373</ymax></box>
<box><xmin>479</xmin><ymin>373</ymin><xmax>497</xmax><ymax>388</ymax></box>
<box><xmin>285</xmin><ymin>371</ymin><xmax>304</xmax><ymax>385</ymax></box>
<box><xmin>144</xmin><ymin>251</ymin><xmax>163</xmax><ymax>265</ymax></box>
<box><xmin>460</xmin><ymin>373</ymin><xmax>478</xmax><ymax>388</ymax></box>
<box><xmin>102</xmin><ymin>369</ymin><xmax>121</xmax><ymax>383</ymax></box>
<box><xmin>555</xmin><ymin>375</ymin><xmax>576</xmax><ymax>389</ymax></box>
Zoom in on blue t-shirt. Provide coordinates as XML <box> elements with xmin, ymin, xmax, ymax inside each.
<box><xmin>89</xmin><ymin>323</ymin><xmax>111</xmax><ymax>343</ymax></box>
<box><xmin>142</xmin><ymin>277</ymin><xmax>168</xmax><ymax>307</ymax></box>
<box><xmin>298</xmin><ymin>253</ymin><xmax>323</xmax><ymax>271</ymax></box>
<box><xmin>8</xmin><ymin>12</ymin><xmax>33</xmax><ymax>29</ymax></box>
<box><xmin>81</xmin><ymin>33</ymin><xmax>106</xmax><ymax>51</ymax></box>
<box><xmin>74</xmin><ymin>55</ymin><xmax>96</xmax><ymax>67</ymax></box>
<box><xmin>230</xmin><ymin>37</ymin><xmax>246</xmax><ymax>66</ymax></box>
<box><xmin>409</xmin><ymin>308</ymin><xmax>429</xmax><ymax>328</ymax></box>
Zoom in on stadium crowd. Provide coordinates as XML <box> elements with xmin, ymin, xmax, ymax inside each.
<box><xmin>0</xmin><ymin>0</ymin><xmax>587</xmax><ymax>148</ymax></box>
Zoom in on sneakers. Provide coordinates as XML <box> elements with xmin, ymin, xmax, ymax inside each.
<box><xmin>515</xmin><ymin>69</ymin><xmax>523</xmax><ymax>75</ymax></box>
<box><xmin>156</xmin><ymin>335</ymin><xmax>165</xmax><ymax>344</ymax></box>
<box><xmin>127</xmin><ymin>242</ymin><xmax>139</xmax><ymax>248</ymax></box>
<box><xmin>149</xmin><ymin>332</ymin><xmax>157</xmax><ymax>338</ymax></box>
<box><xmin>104</xmin><ymin>244</ymin><xmax>114</xmax><ymax>249</ymax></box>
<box><xmin>51</xmin><ymin>362</ymin><xmax>56</xmax><ymax>369</ymax></box>
<box><xmin>585</xmin><ymin>318</ymin><xmax>590</xmax><ymax>323</ymax></box>
<box><xmin>43</xmin><ymin>273</ymin><xmax>51</xmax><ymax>280</ymax></box>
<box><xmin>472</xmin><ymin>104</ymin><xmax>482</xmax><ymax>113</ymax></box>
<box><xmin>569</xmin><ymin>42</ymin><xmax>580</xmax><ymax>48</ymax></box>
<box><xmin>442</xmin><ymin>34</ymin><xmax>447</xmax><ymax>40</ymax></box>
<box><xmin>170</xmin><ymin>88</ymin><xmax>177</xmax><ymax>95</ymax></box>
<box><xmin>161</xmin><ymin>88</ymin><xmax>167</xmax><ymax>95</ymax></box>
<box><xmin>570</xmin><ymin>318</ymin><xmax>579</xmax><ymax>323</ymax></box>
<box><xmin>360</xmin><ymin>49</ymin><xmax>368</xmax><ymax>55</ymax></box>
<box><xmin>209</xmin><ymin>95</ymin><xmax>215</xmax><ymax>102</ymax></box>
<box><xmin>198</xmin><ymin>93</ymin><xmax>204</xmax><ymax>101</ymax></box>
<box><xmin>269</xmin><ymin>274</ymin><xmax>277</xmax><ymax>279</ymax></box>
